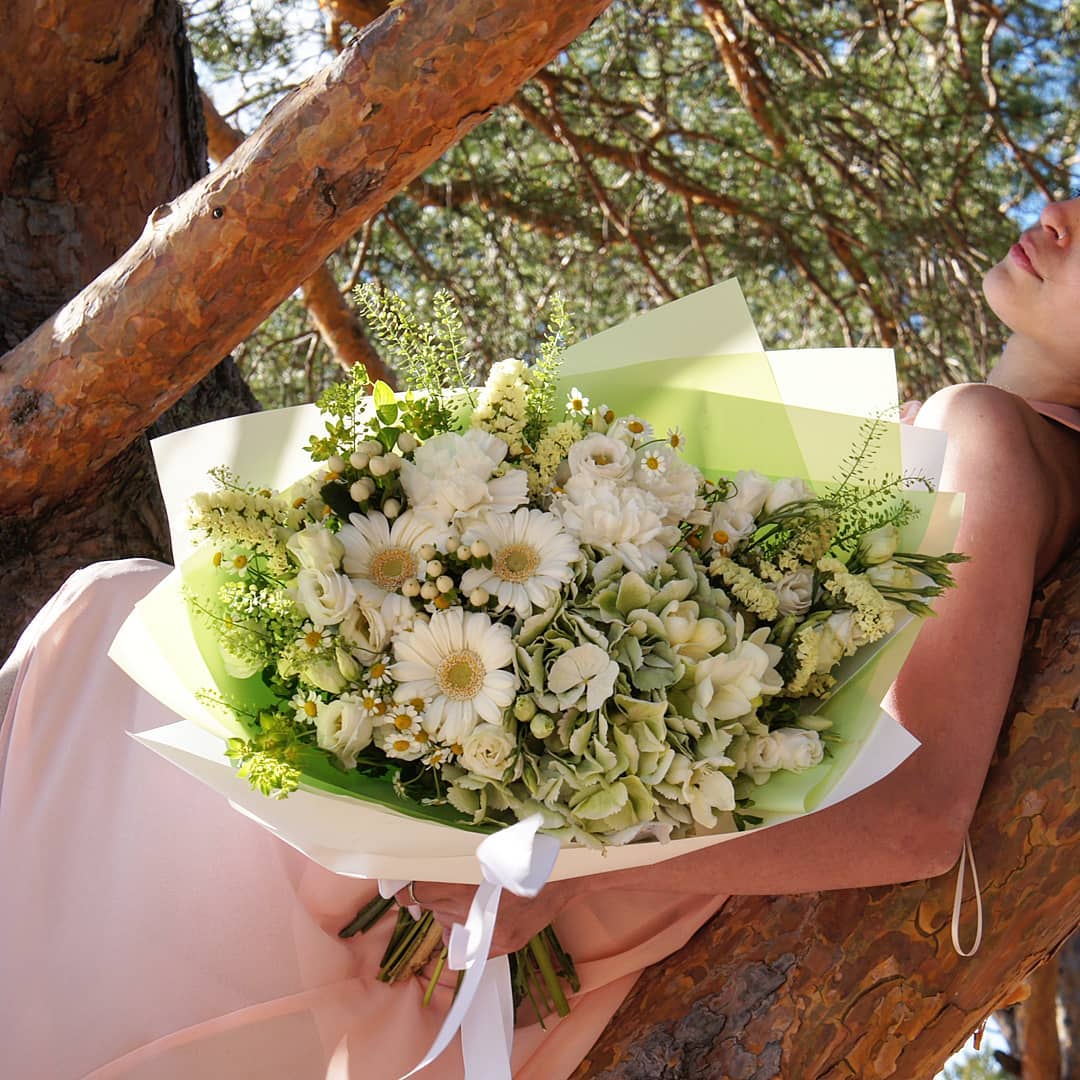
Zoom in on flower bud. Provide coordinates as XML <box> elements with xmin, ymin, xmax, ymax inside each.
<box><xmin>402</xmin><ymin>578</ymin><xmax>421</xmax><ymax>597</ymax></box>
<box><xmin>350</xmin><ymin>479</ymin><xmax>374</xmax><ymax>502</ymax></box>
<box><xmin>335</xmin><ymin>647</ymin><xmax>362</xmax><ymax>682</ymax></box>
<box><xmin>513</xmin><ymin>696</ymin><xmax>538</xmax><ymax>722</ymax></box>
<box><xmin>456</xmin><ymin>544</ymin><xmax>472</xmax><ymax>561</ymax></box>
<box><xmin>426</xmin><ymin>560</ymin><xmax>443</xmax><ymax>578</ymax></box>
<box><xmin>397</xmin><ymin>432</ymin><xmax>418</xmax><ymax>453</ymax></box>
<box><xmin>858</xmin><ymin>524</ymin><xmax>900</xmax><ymax>566</ymax></box>
<box><xmin>368</xmin><ymin>455</ymin><xmax>391</xmax><ymax>477</ymax></box>
<box><xmin>468</xmin><ymin>588</ymin><xmax>489</xmax><ymax>606</ymax></box>
<box><xmin>419</xmin><ymin>543</ymin><xmax>437</xmax><ymax>561</ymax></box>
<box><xmin>530</xmin><ymin>713</ymin><xmax>555</xmax><ymax>739</ymax></box>
<box><xmin>328</xmin><ymin>454</ymin><xmax>347</xmax><ymax>474</ymax></box>
<box><xmin>436</xmin><ymin>575</ymin><xmax>454</xmax><ymax>593</ymax></box>
<box><xmin>349</xmin><ymin>451</ymin><xmax>370</xmax><ymax>470</ymax></box>
<box><xmin>470</xmin><ymin>539</ymin><xmax>490</xmax><ymax>559</ymax></box>
<box><xmin>420</xmin><ymin>582</ymin><xmax>438</xmax><ymax>600</ymax></box>
<box><xmin>382</xmin><ymin>497</ymin><xmax>401</xmax><ymax>519</ymax></box>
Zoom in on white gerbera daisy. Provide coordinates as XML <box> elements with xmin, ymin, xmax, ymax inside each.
<box><xmin>390</xmin><ymin>608</ymin><xmax>518</xmax><ymax>744</ymax></box>
<box><xmin>338</xmin><ymin>510</ymin><xmax>433</xmax><ymax>627</ymax></box>
<box><xmin>460</xmin><ymin>508</ymin><xmax>581</xmax><ymax>618</ymax></box>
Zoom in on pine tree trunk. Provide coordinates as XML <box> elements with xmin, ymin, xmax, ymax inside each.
<box><xmin>575</xmin><ymin>541</ymin><xmax>1080</xmax><ymax>1079</ymax></box>
<box><xmin>0</xmin><ymin>0</ymin><xmax>257</xmax><ymax>660</ymax></box>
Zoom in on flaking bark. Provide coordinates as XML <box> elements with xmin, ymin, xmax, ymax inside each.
<box><xmin>0</xmin><ymin>0</ymin><xmax>614</xmax><ymax>515</ymax></box>
<box><xmin>575</xmin><ymin>541</ymin><xmax>1080</xmax><ymax>1079</ymax></box>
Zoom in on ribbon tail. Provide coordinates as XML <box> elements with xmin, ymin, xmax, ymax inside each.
<box><xmin>460</xmin><ymin>954</ymin><xmax>514</xmax><ymax>1080</ymax></box>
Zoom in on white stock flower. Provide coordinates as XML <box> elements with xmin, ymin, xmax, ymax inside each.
<box><xmin>547</xmin><ymin>643</ymin><xmax>619</xmax><ymax>712</ymax></box>
<box><xmin>294</xmin><ymin>569</ymin><xmax>356</xmax><ymax>628</ymax></box>
<box><xmin>724</xmin><ymin>470</ymin><xmax>773</xmax><ymax>517</ymax></box>
<box><xmin>858</xmin><ymin>525</ymin><xmax>901</xmax><ymax>566</ymax></box>
<box><xmin>566</xmin><ymin>433</ymin><xmax>636</xmax><ymax>482</ymax></box>
<box><xmin>399</xmin><ymin>430</ymin><xmax>527</xmax><ymax>537</ymax></box>
<box><xmin>459</xmin><ymin>723</ymin><xmax>517</xmax><ymax>780</ymax></box>
<box><xmin>460</xmin><ymin>507</ymin><xmax>580</xmax><ymax>618</ymax></box>
<box><xmin>764</xmin><ymin>477</ymin><xmax>814</xmax><ymax>515</ymax></box>
<box><xmin>555</xmin><ymin>476</ymin><xmax>680</xmax><ymax>574</ymax></box>
<box><xmin>770</xmin><ymin>567</ymin><xmax>814</xmax><ymax>616</ymax></box>
<box><xmin>286</xmin><ymin>523</ymin><xmax>345</xmax><ymax>572</ymax></box>
<box><xmin>390</xmin><ymin>608</ymin><xmax>517</xmax><ymax>744</ymax></box>
<box><xmin>635</xmin><ymin>445</ymin><xmax>702</xmax><ymax>524</ymax></box>
<box><xmin>315</xmin><ymin>696</ymin><xmax>375</xmax><ymax>768</ymax></box>
<box><xmin>692</xmin><ymin>618</ymin><xmax>784</xmax><ymax>723</ymax></box>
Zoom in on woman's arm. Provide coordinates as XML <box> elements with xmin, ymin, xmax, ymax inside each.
<box><xmin>413</xmin><ymin>384</ymin><xmax>1076</xmax><ymax>953</ymax></box>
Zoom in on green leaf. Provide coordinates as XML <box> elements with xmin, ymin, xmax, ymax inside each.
<box><xmin>373</xmin><ymin>380</ymin><xmax>396</xmax><ymax>409</ymax></box>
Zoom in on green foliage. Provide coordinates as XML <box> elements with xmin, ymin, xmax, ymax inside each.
<box><xmin>524</xmin><ymin>294</ymin><xmax>574</xmax><ymax>447</ymax></box>
<box><xmin>187</xmin><ymin>0</ymin><xmax>1079</xmax><ymax>407</ymax></box>
<box><xmin>224</xmin><ymin>711</ymin><xmax>306</xmax><ymax>799</ymax></box>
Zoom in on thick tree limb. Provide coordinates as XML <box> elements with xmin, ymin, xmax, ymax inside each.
<box><xmin>575</xmin><ymin>541</ymin><xmax>1080</xmax><ymax>1078</ymax></box>
<box><xmin>200</xmin><ymin>89</ymin><xmax>392</xmax><ymax>382</ymax></box>
<box><xmin>0</xmin><ymin>0</ymin><xmax>613</xmax><ymax>515</ymax></box>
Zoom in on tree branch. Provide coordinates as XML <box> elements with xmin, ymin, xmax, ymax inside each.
<box><xmin>0</xmin><ymin>0</ymin><xmax>613</xmax><ymax>514</ymax></box>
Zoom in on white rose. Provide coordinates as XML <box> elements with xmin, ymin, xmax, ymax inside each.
<box><xmin>315</xmin><ymin>698</ymin><xmax>374</xmax><ymax>768</ymax></box>
<box><xmin>567</xmin><ymin>433</ymin><xmax>636</xmax><ymax>482</ymax></box>
<box><xmin>294</xmin><ymin>569</ymin><xmax>356</xmax><ymax>628</ymax></box>
<box><xmin>746</xmin><ymin>733</ymin><xmax>784</xmax><ymax>774</ymax></box>
<box><xmin>459</xmin><ymin>723</ymin><xmax>517</xmax><ymax>780</ymax></box>
<box><xmin>547</xmin><ymin>643</ymin><xmax>619</xmax><ymax>712</ymax></box>
<box><xmin>724</xmin><ymin>470</ymin><xmax>772</xmax><ymax>517</ymax></box>
<box><xmin>764</xmin><ymin>477</ymin><xmax>814</xmax><ymax>515</ymax></box>
<box><xmin>866</xmin><ymin>560</ymin><xmax>916</xmax><ymax>591</ymax></box>
<box><xmin>858</xmin><ymin>525</ymin><xmax>900</xmax><ymax>566</ymax></box>
<box><xmin>771</xmin><ymin>567</ymin><xmax>814</xmax><ymax>616</ymax></box>
<box><xmin>803</xmin><ymin>610</ymin><xmax>861</xmax><ymax>675</ymax></box>
<box><xmin>771</xmin><ymin>728</ymin><xmax>824</xmax><ymax>772</ymax></box>
<box><xmin>287</xmin><ymin>523</ymin><xmax>345</xmax><ymax>572</ymax></box>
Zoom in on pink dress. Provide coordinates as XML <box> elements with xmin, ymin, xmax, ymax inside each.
<box><xmin>0</xmin><ymin>560</ymin><xmax>725</xmax><ymax>1079</ymax></box>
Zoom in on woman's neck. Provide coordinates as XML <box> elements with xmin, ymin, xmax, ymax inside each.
<box><xmin>986</xmin><ymin>334</ymin><xmax>1080</xmax><ymax>407</ymax></box>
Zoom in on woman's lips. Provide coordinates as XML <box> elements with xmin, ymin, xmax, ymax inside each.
<box><xmin>1010</xmin><ymin>242</ymin><xmax>1042</xmax><ymax>279</ymax></box>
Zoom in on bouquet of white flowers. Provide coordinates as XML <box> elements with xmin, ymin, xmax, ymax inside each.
<box><xmin>110</xmin><ymin>280</ymin><xmax>963</xmax><ymax>1080</ymax></box>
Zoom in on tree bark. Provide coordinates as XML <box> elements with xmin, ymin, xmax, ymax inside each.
<box><xmin>0</xmin><ymin>0</ymin><xmax>614</xmax><ymax>516</ymax></box>
<box><xmin>200</xmin><ymin>90</ymin><xmax>393</xmax><ymax>383</ymax></box>
<box><xmin>574</xmin><ymin>540</ymin><xmax>1080</xmax><ymax>1079</ymax></box>
<box><xmin>0</xmin><ymin>0</ymin><xmax>258</xmax><ymax>661</ymax></box>
<box><xmin>1020</xmin><ymin>958</ymin><xmax>1062</xmax><ymax>1080</ymax></box>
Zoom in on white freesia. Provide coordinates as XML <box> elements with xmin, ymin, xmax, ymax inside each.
<box><xmin>294</xmin><ymin>569</ymin><xmax>356</xmax><ymax>628</ymax></box>
<box><xmin>390</xmin><ymin>607</ymin><xmax>517</xmax><ymax>744</ymax></box>
<box><xmin>399</xmin><ymin>430</ymin><xmax>527</xmax><ymax>537</ymax></box>
<box><xmin>770</xmin><ymin>567</ymin><xmax>815</xmax><ymax>616</ymax></box>
<box><xmin>547</xmin><ymin>643</ymin><xmax>619</xmax><ymax>712</ymax></box>
<box><xmin>315</xmin><ymin>696</ymin><xmax>375</xmax><ymax>769</ymax></box>
<box><xmin>666</xmin><ymin>753</ymin><xmax>736</xmax><ymax>828</ymax></box>
<box><xmin>459</xmin><ymin>723</ymin><xmax>517</xmax><ymax>780</ymax></box>
<box><xmin>764</xmin><ymin>476</ymin><xmax>814</xmax><ymax>514</ymax></box>
<box><xmin>566</xmin><ymin>433</ymin><xmax>636</xmax><ymax>482</ymax></box>
<box><xmin>554</xmin><ymin>476</ymin><xmax>679</xmax><ymax>574</ymax></box>
<box><xmin>286</xmin><ymin>523</ymin><xmax>344</xmax><ymax>572</ymax></box>
<box><xmin>659</xmin><ymin>599</ymin><xmax>727</xmax><ymax>662</ymax></box>
<box><xmin>460</xmin><ymin>507</ymin><xmax>581</xmax><ymax>618</ymax></box>
<box><xmin>858</xmin><ymin>524</ymin><xmax>901</xmax><ymax>566</ymax></box>
<box><xmin>724</xmin><ymin>470</ymin><xmax>773</xmax><ymax>516</ymax></box>
<box><xmin>692</xmin><ymin>618</ymin><xmax>784</xmax><ymax>723</ymax></box>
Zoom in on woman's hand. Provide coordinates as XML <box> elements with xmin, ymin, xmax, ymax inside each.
<box><xmin>399</xmin><ymin>878</ymin><xmax>581</xmax><ymax>956</ymax></box>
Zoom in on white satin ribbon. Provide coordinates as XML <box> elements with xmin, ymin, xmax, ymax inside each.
<box><xmin>399</xmin><ymin>814</ymin><xmax>560</xmax><ymax>1079</ymax></box>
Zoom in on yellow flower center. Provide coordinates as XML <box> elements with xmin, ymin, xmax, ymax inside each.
<box><xmin>212</xmin><ymin>551</ymin><xmax>223</xmax><ymax>567</ymax></box>
<box><xmin>369</xmin><ymin>546</ymin><xmax>418</xmax><ymax>591</ymax></box>
<box><xmin>393</xmin><ymin>739</ymin><xmax>411</xmax><ymax>753</ymax></box>
<box><xmin>232</xmin><ymin>554</ymin><xmax>248</xmax><ymax>570</ymax></box>
<box><xmin>713</xmin><ymin>529</ymin><xmax>730</xmax><ymax>545</ymax></box>
<box><xmin>571</xmin><ymin>398</ymin><xmax>584</xmax><ymax>411</ymax></box>
<box><xmin>645</xmin><ymin>455</ymin><xmax>661</xmax><ymax>471</ymax></box>
<box><xmin>394</xmin><ymin>712</ymin><xmax>413</xmax><ymax>731</ymax></box>
<box><xmin>628</xmin><ymin>420</ymin><xmax>645</xmax><ymax>434</ymax></box>
<box><xmin>303</xmin><ymin>700</ymin><xmax>318</xmax><ymax>718</ymax></box>
<box><xmin>324</xmin><ymin>470</ymin><xmax>340</xmax><ymax>482</ymax></box>
<box><xmin>436</xmin><ymin>649</ymin><xmax>486</xmax><ymax>701</ymax></box>
<box><xmin>603</xmin><ymin>409</ymin><xmax>615</xmax><ymax>424</ymax></box>
<box><xmin>593</xmin><ymin>453</ymin><xmax>613</xmax><ymax>466</ymax></box>
<box><xmin>293</xmin><ymin>497</ymin><xmax>307</xmax><ymax>509</ymax></box>
<box><xmin>410</xmin><ymin>697</ymin><xmax>426</xmax><ymax>711</ymax></box>
<box><xmin>304</xmin><ymin>630</ymin><xmax>323</xmax><ymax>648</ymax></box>
<box><xmin>415</xmin><ymin>731</ymin><xmax>430</xmax><ymax>744</ymax></box>
<box><xmin>374</xmin><ymin>701</ymin><xmax>387</xmax><ymax>716</ymax></box>
<box><xmin>451</xmin><ymin>743</ymin><xmax>464</xmax><ymax>756</ymax></box>
<box><xmin>370</xmin><ymin>661</ymin><xmax>387</xmax><ymax>679</ymax></box>
<box><xmin>492</xmin><ymin>543</ymin><xmax>540</xmax><ymax>584</ymax></box>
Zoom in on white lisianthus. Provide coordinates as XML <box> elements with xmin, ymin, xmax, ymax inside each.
<box><xmin>459</xmin><ymin>723</ymin><xmax>517</xmax><ymax>780</ymax></box>
<box><xmin>634</xmin><ymin>445</ymin><xmax>702</xmax><ymax>524</ymax></box>
<box><xmin>567</xmin><ymin>433</ymin><xmax>636</xmax><ymax>482</ymax></box>
<box><xmin>294</xmin><ymin>569</ymin><xmax>356</xmax><ymax>628</ymax></box>
<box><xmin>460</xmin><ymin>507</ymin><xmax>581</xmax><ymax>618</ymax></box>
<box><xmin>659</xmin><ymin>600</ymin><xmax>727</xmax><ymax>662</ymax></box>
<box><xmin>337</xmin><ymin>601</ymin><xmax>389</xmax><ymax>656</ymax></box>
<box><xmin>704</xmin><ymin>504</ymin><xmax>757</xmax><ymax>557</ymax></box>
<box><xmin>692</xmin><ymin>618</ymin><xmax>784</xmax><ymax>723</ymax></box>
<box><xmin>724</xmin><ymin>470</ymin><xmax>773</xmax><ymax>517</ymax></box>
<box><xmin>866</xmin><ymin>560</ymin><xmax>917</xmax><ymax>591</ymax></box>
<box><xmin>764</xmin><ymin>476</ymin><xmax>814</xmax><ymax>515</ymax></box>
<box><xmin>390</xmin><ymin>607</ymin><xmax>517</xmax><ymax>744</ymax></box>
<box><xmin>858</xmin><ymin>524</ymin><xmax>901</xmax><ymax>566</ymax></box>
<box><xmin>399</xmin><ymin>430</ymin><xmax>527</xmax><ymax>538</ymax></box>
<box><xmin>554</xmin><ymin>476</ymin><xmax>679</xmax><ymax>574</ymax></box>
<box><xmin>315</xmin><ymin>696</ymin><xmax>375</xmax><ymax>768</ymax></box>
<box><xmin>286</xmin><ymin>523</ymin><xmax>345</xmax><ymax>572</ymax></box>
<box><xmin>547</xmin><ymin>643</ymin><xmax>619</xmax><ymax>712</ymax></box>
<box><xmin>770</xmin><ymin>567</ymin><xmax>815</xmax><ymax>616</ymax></box>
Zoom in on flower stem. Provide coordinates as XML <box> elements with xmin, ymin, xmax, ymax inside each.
<box><xmin>338</xmin><ymin>894</ymin><xmax>395</xmax><ymax>938</ymax></box>
<box><xmin>528</xmin><ymin>931</ymin><xmax>570</xmax><ymax>1018</ymax></box>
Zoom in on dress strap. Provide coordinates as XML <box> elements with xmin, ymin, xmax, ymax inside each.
<box><xmin>950</xmin><ymin>833</ymin><xmax>983</xmax><ymax>957</ymax></box>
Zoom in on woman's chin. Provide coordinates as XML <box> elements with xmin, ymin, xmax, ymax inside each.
<box><xmin>981</xmin><ymin>259</ymin><xmax>1027</xmax><ymax>334</ymax></box>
